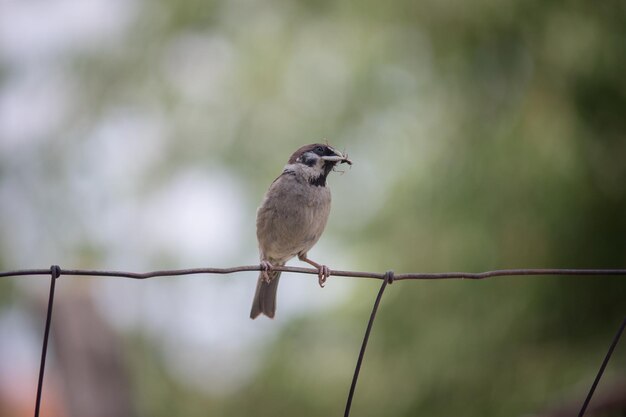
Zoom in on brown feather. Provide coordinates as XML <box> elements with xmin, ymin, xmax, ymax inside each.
<box><xmin>287</xmin><ymin>143</ymin><xmax>327</xmax><ymax>164</ymax></box>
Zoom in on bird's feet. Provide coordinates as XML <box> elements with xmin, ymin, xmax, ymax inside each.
<box><xmin>298</xmin><ymin>253</ymin><xmax>331</xmax><ymax>288</ymax></box>
<box><xmin>318</xmin><ymin>264</ymin><xmax>330</xmax><ymax>288</ymax></box>
<box><xmin>260</xmin><ymin>260</ymin><xmax>274</xmax><ymax>283</ymax></box>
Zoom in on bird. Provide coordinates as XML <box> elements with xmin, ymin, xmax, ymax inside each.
<box><xmin>250</xmin><ymin>143</ymin><xmax>352</xmax><ymax>319</ymax></box>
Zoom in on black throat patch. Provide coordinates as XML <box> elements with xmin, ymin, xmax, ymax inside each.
<box><xmin>309</xmin><ymin>174</ymin><xmax>327</xmax><ymax>187</ymax></box>
<box><xmin>309</xmin><ymin>163</ymin><xmax>336</xmax><ymax>187</ymax></box>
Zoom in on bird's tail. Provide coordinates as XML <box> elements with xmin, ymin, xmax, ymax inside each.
<box><xmin>250</xmin><ymin>269</ymin><xmax>281</xmax><ymax>319</ymax></box>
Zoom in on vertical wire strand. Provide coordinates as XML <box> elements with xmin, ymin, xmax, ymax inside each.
<box><xmin>344</xmin><ymin>271</ymin><xmax>393</xmax><ymax>417</ymax></box>
<box><xmin>34</xmin><ymin>265</ymin><xmax>60</xmax><ymax>417</ymax></box>
<box><xmin>577</xmin><ymin>316</ymin><xmax>626</xmax><ymax>417</ymax></box>
<box><xmin>1</xmin><ymin>263</ymin><xmax>620</xmax><ymax>416</ymax></box>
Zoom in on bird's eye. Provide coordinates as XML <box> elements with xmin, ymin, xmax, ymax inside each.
<box><xmin>315</xmin><ymin>146</ymin><xmax>324</xmax><ymax>154</ymax></box>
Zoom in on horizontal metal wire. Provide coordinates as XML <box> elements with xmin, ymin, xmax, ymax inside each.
<box><xmin>1</xmin><ymin>266</ymin><xmax>625</xmax><ymax>280</ymax></box>
<box><xmin>6</xmin><ymin>264</ymin><xmax>625</xmax><ymax>417</ymax></box>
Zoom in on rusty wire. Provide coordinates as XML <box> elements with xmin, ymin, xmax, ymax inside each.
<box><xmin>577</xmin><ymin>316</ymin><xmax>626</xmax><ymax>417</ymax></box>
<box><xmin>2</xmin><ymin>265</ymin><xmax>626</xmax><ymax>280</ymax></box>
<box><xmin>1</xmin><ymin>264</ymin><xmax>625</xmax><ymax>417</ymax></box>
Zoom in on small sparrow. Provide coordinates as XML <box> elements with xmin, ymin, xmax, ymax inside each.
<box><xmin>250</xmin><ymin>143</ymin><xmax>352</xmax><ymax>319</ymax></box>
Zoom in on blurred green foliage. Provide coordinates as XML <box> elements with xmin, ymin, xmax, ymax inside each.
<box><xmin>1</xmin><ymin>0</ymin><xmax>625</xmax><ymax>415</ymax></box>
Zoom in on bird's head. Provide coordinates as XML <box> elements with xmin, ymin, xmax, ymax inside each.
<box><xmin>285</xmin><ymin>143</ymin><xmax>352</xmax><ymax>186</ymax></box>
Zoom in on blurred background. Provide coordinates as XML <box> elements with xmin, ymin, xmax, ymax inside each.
<box><xmin>1</xmin><ymin>0</ymin><xmax>625</xmax><ymax>416</ymax></box>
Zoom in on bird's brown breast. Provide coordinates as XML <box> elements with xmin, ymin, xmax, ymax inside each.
<box><xmin>256</xmin><ymin>173</ymin><xmax>331</xmax><ymax>263</ymax></box>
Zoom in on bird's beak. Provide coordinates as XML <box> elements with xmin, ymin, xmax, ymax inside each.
<box><xmin>321</xmin><ymin>148</ymin><xmax>352</xmax><ymax>165</ymax></box>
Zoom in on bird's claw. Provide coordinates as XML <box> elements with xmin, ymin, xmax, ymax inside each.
<box><xmin>260</xmin><ymin>260</ymin><xmax>274</xmax><ymax>283</ymax></box>
<box><xmin>318</xmin><ymin>265</ymin><xmax>330</xmax><ymax>288</ymax></box>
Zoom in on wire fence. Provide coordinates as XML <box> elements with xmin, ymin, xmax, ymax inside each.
<box><xmin>1</xmin><ymin>265</ymin><xmax>626</xmax><ymax>417</ymax></box>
